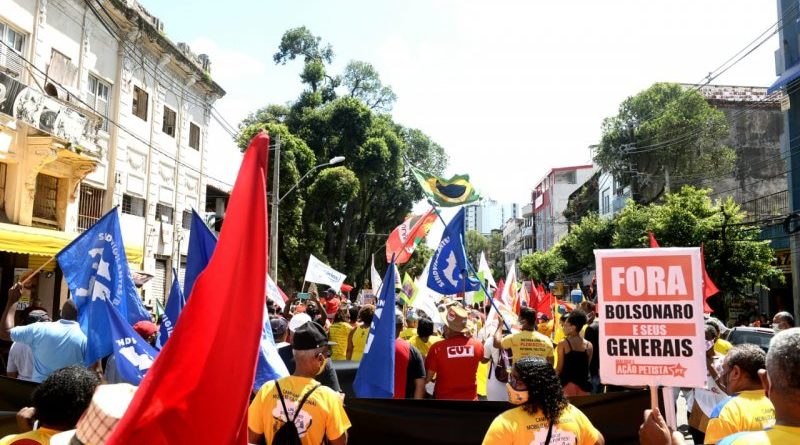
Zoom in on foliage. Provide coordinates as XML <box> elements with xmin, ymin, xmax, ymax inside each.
<box><xmin>594</xmin><ymin>82</ymin><xmax>735</xmax><ymax>203</ymax></box>
<box><xmin>401</xmin><ymin>244</ymin><xmax>433</xmax><ymax>279</ymax></box>
<box><xmin>519</xmin><ymin>250</ymin><xmax>566</xmax><ymax>284</ymax></box>
<box><xmin>557</xmin><ymin>213</ymin><xmax>614</xmax><ymax>275</ymax></box>
<box><xmin>240</xmin><ymin>27</ymin><xmax>448</xmax><ymax>291</ymax></box>
<box><xmin>465</xmin><ymin>230</ymin><xmax>489</xmax><ymax>268</ymax></box>
<box><xmin>488</xmin><ymin>231</ymin><xmax>505</xmax><ymax>278</ymax></box>
<box><xmin>342</xmin><ymin>61</ymin><xmax>397</xmax><ymax>112</ymax></box>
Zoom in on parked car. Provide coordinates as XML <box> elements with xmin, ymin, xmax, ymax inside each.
<box><xmin>723</xmin><ymin>326</ymin><xmax>774</xmax><ymax>353</ymax></box>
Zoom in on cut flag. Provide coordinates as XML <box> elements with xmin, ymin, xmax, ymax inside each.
<box><xmin>107</xmin><ymin>132</ymin><xmax>271</xmax><ymax>445</ymax></box>
<box><xmin>410</xmin><ymin>165</ymin><xmax>481</xmax><ymax>207</ymax></box>
<box><xmin>386</xmin><ymin>209</ymin><xmax>437</xmax><ymax>264</ymax></box>
<box><xmin>183</xmin><ymin>210</ymin><xmax>217</xmax><ymax>299</ymax></box>
<box><xmin>158</xmin><ymin>269</ymin><xmax>186</xmax><ymax>348</ymax></box>
<box><xmin>353</xmin><ymin>259</ymin><xmax>397</xmax><ymax>398</ymax></box>
<box><xmin>56</xmin><ymin>209</ymin><xmax>151</xmax><ymax>365</ymax></box>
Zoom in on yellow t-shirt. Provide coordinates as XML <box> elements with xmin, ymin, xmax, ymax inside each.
<box><xmin>482</xmin><ymin>404</ymin><xmax>601</xmax><ymax>445</ymax></box>
<box><xmin>350</xmin><ymin>326</ymin><xmax>370</xmax><ymax>361</ymax></box>
<box><xmin>408</xmin><ymin>334</ymin><xmax>443</xmax><ymax>357</ymax></box>
<box><xmin>248</xmin><ymin>375</ymin><xmax>351</xmax><ymax>445</ymax></box>
<box><xmin>328</xmin><ymin>322</ymin><xmax>352</xmax><ymax>361</ymax></box>
<box><xmin>537</xmin><ymin>320</ymin><xmax>554</xmax><ymax>338</ymax></box>
<box><xmin>704</xmin><ymin>389</ymin><xmax>776</xmax><ymax>444</ymax></box>
<box><xmin>0</xmin><ymin>427</ymin><xmax>59</xmax><ymax>445</ymax></box>
<box><xmin>399</xmin><ymin>327</ymin><xmax>416</xmax><ymax>340</ymax></box>
<box><xmin>501</xmin><ymin>330</ymin><xmax>554</xmax><ymax>364</ymax></box>
<box><xmin>714</xmin><ymin>338</ymin><xmax>733</xmax><ymax>355</ymax></box>
<box><xmin>716</xmin><ymin>425</ymin><xmax>800</xmax><ymax>445</ymax></box>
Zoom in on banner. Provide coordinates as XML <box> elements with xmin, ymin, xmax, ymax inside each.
<box><xmin>304</xmin><ymin>254</ymin><xmax>346</xmax><ymax>291</ymax></box>
<box><xmin>386</xmin><ymin>209</ymin><xmax>437</xmax><ymax>264</ymax></box>
<box><xmin>594</xmin><ymin>248</ymin><xmax>706</xmax><ymax>388</ymax></box>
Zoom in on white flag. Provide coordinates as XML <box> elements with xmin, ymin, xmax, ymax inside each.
<box><xmin>266</xmin><ymin>275</ymin><xmax>286</xmax><ymax>310</ymax></box>
<box><xmin>501</xmin><ymin>261</ymin><xmax>517</xmax><ymax>307</ymax></box>
<box><xmin>414</xmin><ymin>256</ymin><xmax>444</xmax><ymax>325</ymax></box>
<box><xmin>478</xmin><ymin>252</ymin><xmax>497</xmax><ymax>288</ymax></box>
<box><xmin>370</xmin><ymin>254</ymin><xmax>383</xmax><ymax>293</ymax></box>
<box><xmin>304</xmin><ymin>254</ymin><xmax>346</xmax><ymax>291</ymax></box>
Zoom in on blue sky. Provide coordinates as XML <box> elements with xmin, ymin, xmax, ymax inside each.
<box><xmin>141</xmin><ymin>0</ymin><xmax>780</xmax><ymax>206</ymax></box>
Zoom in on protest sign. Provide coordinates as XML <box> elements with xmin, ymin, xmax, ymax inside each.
<box><xmin>594</xmin><ymin>248</ymin><xmax>705</xmax><ymax>388</ymax></box>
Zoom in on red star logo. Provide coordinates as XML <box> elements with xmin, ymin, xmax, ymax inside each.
<box><xmin>671</xmin><ymin>363</ymin><xmax>687</xmax><ymax>378</ymax></box>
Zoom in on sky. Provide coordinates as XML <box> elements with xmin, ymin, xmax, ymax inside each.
<box><xmin>140</xmin><ymin>0</ymin><xmax>781</xmax><ymax>208</ymax></box>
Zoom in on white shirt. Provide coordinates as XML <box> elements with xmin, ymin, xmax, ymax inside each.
<box><xmin>7</xmin><ymin>342</ymin><xmax>34</xmax><ymax>381</ymax></box>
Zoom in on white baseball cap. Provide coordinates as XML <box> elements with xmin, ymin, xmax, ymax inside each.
<box><xmin>288</xmin><ymin>313</ymin><xmax>313</xmax><ymax>333</ymax></box>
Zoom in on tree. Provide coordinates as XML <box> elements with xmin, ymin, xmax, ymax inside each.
<box><xmin>594</xmin><ymin>83</ymin><xmax>735</xmax><ymax>203</ymax></box>
<box><xmin>557</xmin><ymin>213</ymin><xmax>614</xmax><ymax>275</ymax></box>
<box><xmin>342</xmin><ymin>61</ymin><xmax>397</xmax><ymax>112</ymax></box>
<box><xmin>273</xmin><ymin>27</ymin><xmax>339</xmax><ymax>99</ymax></box>
<box><xmin>488</xmin><ymin>231</ymin><xmax>504</xmax><ymax>278</ymax></box>
<box><xmin>465</xmin><ymin>230</ymin><xmax>489</xmax><ymax>268</ymax></box>
<box><xmin>401</xmin><ymin>244</ymin><xmax>433</xmax><ymax>279</ymax></box>
<box><xmin>519</xmin><ymin>250</ymin><xmax>566</xmax><ymax>284</ymax></box>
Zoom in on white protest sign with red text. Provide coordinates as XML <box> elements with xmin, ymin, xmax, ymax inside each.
<box><xmin>594</xmin><ymin>248</ymin><xmax>706</xmax><ymax>388</ymax></box>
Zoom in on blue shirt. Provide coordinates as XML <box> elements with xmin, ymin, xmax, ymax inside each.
<box><xmin>10</xmin><ymin>320</ymin><xmax>87</xmax><ymax>382</ymax></box>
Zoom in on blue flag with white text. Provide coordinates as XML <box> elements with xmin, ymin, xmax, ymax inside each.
<box><xmin>427</xmin><ymin>208</ymin><xmax>480</xmax><ymax>295</ymax></box>
<box><xmin>106</xmin><ymin>296</ymin><xmax>158</xmax><ymax>384</ymax></box>
<box><xmin>353</xmin><ymin>259</ymin><xmax>397</xmax><ymax>398</ymax></box>
<box><xmin>158</xmin><ymin>269</ymin><xmax>185</xmax><ymax>348</ymax></box>
<box><xmin>184</xmin><ymin>210</ymin><xmax>217</xmax><ymax>299</ymax></box>
<box><xmin>56</xmin><ymin>209</ymin><xmax>151</xmax><ymax>365</ymax></box>
<box><xmin>253</xmin><ymin>307</ymin><xmax>289</xmax><ymax>391</ymax></box>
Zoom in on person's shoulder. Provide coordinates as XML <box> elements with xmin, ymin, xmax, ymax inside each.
<box><xmin>716</xmin><ymin>430</ymin><xmax>766</xmax><ymax>445</ymax></box>
<box><xmin>710</xmin><ymin>395</ymin><xmax>736</xmax><ymax>419</ymax></box>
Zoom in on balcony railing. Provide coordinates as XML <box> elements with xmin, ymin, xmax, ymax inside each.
<box><xmin>740</xmin><ymin>191</ymin><xmax>788</xmax><ymax>223</ymax></box>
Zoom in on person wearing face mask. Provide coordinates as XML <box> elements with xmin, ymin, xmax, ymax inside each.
<box><xmin>704</xmin><ymin>344</ymin><xmax>775</xmax><ymax>444</ymax></box>
<box><xmin>771</xmin><ymin>311</ymin><xmax>794</xmax><ymax>332</ymax></box>
<box><xmin>482</xmin><ymin>357</ymin><xmax>605</xmax><ymax>445</ymax></box>
<box><xmin>248</xmin><ymin>321</ymin><xmax>351</xmax><ymax>445</ymax></box>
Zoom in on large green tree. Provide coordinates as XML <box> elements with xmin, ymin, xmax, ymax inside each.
<box><xmin>239</xmin><ymin>28</ymin><xmax>448</xmax><ymax>291</ymax></box>
<box><xmin>466</xmin><ymin>230</ymin><xmax>489</xmax><ymax>268</ymax></box>
<box><xmin>519</xmin><ymin>250</ymin><xmax>566</xmax><ymax>284</ymax></box>
<box><xmin>594</xmin><ymin>82</ymin><xmax>735</xmax><ymax>203</ymax></box>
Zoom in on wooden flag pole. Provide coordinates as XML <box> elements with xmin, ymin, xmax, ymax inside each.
<box><xmin>20</xmin><ymin>256</ymin><xmax>55</xmax><ymax>285</ymax></box>
<box><xmin>650</xmin><ymin>385</ymin><xmax>659</xmax><ymax>412</ymax></box>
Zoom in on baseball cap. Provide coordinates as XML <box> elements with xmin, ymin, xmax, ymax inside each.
<box><xmin>292</xmin><ymin>321</ymin><xmax>335</xmax><ymax>350</ymax></box>
<box><xmin>270</xmin><ymin>317</ymin><xmax>288</xmax><ymax>338</ymax></box>
<box><xmin>288</xmin><ymin>313</ymin><xmax>312</xmax><ymax>333</ymax></box>
<box><xmin>325</xmin><ymin>298</ymin><xmax>340</xmax><ymax>317</ymax></box>
<box><xmin>133</xmin><ymin>320</ymin><xmax>158</xmax><ymax>338</ymax></box>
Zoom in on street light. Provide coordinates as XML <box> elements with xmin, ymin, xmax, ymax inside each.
<box><xmin>269</xmin><ymin>134</ymin><xmax>345</xmax><ymax>280</ymax></box>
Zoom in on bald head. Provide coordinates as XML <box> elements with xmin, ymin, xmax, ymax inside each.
<box><xmin>773</xmin><ymin>311</ymin><xmax>795</xmax><ymax>331</ymax></box>
<box><xmin>60</xmin><ymin>299</ymin><xmax>78</xmax><ymax>321</ymax></box>
<box><xmin>766</xmin><ymin>328</ymin><xmax>800</xmax><ymax>394</ymax></box>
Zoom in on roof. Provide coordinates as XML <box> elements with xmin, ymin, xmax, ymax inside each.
<box><xmin>533</xmin><ymin>164</ymin><xmax>595</xmax><ymax>189</ymax></box>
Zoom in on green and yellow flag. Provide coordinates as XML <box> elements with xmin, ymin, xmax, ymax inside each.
<box><xmin>400</xmin><ymin>272</ymin><xmax>418</xmax><ymax>305</ymax></box>
<box><xmin>410</xmin><ymin>166</ymin><xmax>480</xmax><ymax>207</ymax></box>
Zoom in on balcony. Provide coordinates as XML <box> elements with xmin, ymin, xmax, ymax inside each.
<box><xmin>741</xmin><ymin>191</ymin><xmax>788</xmax><ymax>223</ymax></box>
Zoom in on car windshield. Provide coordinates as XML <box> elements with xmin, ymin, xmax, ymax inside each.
<box><xmin>730</xmin><ymin>331</ymin><xmax>772</xmax><ymax>351</ymax></box>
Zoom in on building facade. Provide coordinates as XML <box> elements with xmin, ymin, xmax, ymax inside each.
<box><xmin>465</xmin><ymin>198</ymin><xmax>519</xmax><ymax>235</ymax></box>
<box><xmin>0</xmin><ymin>0</ymin><xmax>225</xmax><ymax>315</ymax></box>
<box><xmin>598</xmin><ymin>171</ymin><xmax>631</xmax><ymax>219</ymax></box>
<box><xmin>532</xmin><ymin>165</ymin><xmax>595</xmax><ymax>252</ymax></box>
<box><xmin>501</xmin><ymin>216</ymin><xmax>523</xmax><ymax>274</ymax></box>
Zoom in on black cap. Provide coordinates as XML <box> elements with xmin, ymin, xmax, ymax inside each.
<box><xmin>292</xmin><ymin>321</ymin><xmax>336</xmax><ymax>350</ymax></box>
<box><xmin>270</xmin><ymin>317</ymin><xmax>288</xmax><ymax>338</ymax></box>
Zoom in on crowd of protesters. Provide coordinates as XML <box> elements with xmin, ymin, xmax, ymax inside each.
<box><xmin>1</xmin><ymin>277</ymin><xmax>799</xmax><ymax>444</ymax></box>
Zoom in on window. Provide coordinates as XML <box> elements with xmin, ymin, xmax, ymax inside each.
<box><xmin>47</xmin><ymin>49</ymin><xmax>78</xmax><ymax>88</ymax></box>
<box><xmin>601</xmin><ymin>190</ymin><xmax>610</xmax><ymax>214</ymax></box>
<box><xmin>32</xmin><ymin>174</ymin><xmax>59</xmax><ymax>226</ymax></box>
<box><xmin>162</xmin><ymin>106</ymin><xmax>176</xmax><ymax>137</ymax></box>
<box><xmin>78</xmin><ymin>184</ymin><xmax>105</xmax><ymax>231</ymax></box>
<box><xmin>132</xmin><ymin>86</ymin><xmax>149</xmax><ymax>121</ymax></box>
<box><xmin>182</xmin><ymin>210</ymin><xmax>192</xmax><ymax>230</ymax></box>
<box><xmin>0</xmin><ymin>22</ymin><xmax>25</xmax><ymax>77</ymax></box>
<box><xmin>87</xmin><ymin>75</ymin><xmax>111</xmax><ymax>131</ymax></box>
<box><xmin>122</xmin><ymin>194</ymin><xmax>146</xmax><ymax>217</ymax></box>
<box><xmin>189</xmin><ymin>122</ymin><xmax>200</xmax><ymax>150</ymax></box>
<box><xmin>155</xmin><ymin>203</ymin><xmax>174</xmax><ymax>224</ymax></box>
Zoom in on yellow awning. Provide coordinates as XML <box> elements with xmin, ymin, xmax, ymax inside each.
<box><xmin>0</xmin><ymin>222</ymin><xmax>144</xmax><ymax>266</ymax></box>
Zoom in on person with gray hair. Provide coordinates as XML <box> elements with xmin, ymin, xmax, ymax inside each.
<box><xmin>772</xmin><ymin>311</ymin><xmax>795</xmax><ymax>332</ymax></box>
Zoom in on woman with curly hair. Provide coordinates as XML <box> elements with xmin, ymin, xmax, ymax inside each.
<box><xmin>482</xmin><ymin>357</ymin><xmax>604</xmax><ymax>445</ymax></box>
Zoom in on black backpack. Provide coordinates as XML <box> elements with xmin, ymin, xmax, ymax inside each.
<box><xmin>272</xmin><ymin>380</ymin><xmax>321</xmax><ymax>445</ymax></box>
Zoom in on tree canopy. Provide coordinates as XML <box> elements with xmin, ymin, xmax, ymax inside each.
<box><xmin>239</xmin><ymin>27</ymin><xmax>448</xmax><ymax>291</ymax></box>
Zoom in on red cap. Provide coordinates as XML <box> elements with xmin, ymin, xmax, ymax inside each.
<box><xmin>133</xmin><ymin>320</ymin><xmax>158</xmax><ymax>338</ymax></box>
<box><xmin>326</xmin><ymin>298</ymin><xmax>340</xmax><ymax>316</ymax></box>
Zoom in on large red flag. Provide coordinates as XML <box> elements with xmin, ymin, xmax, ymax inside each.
<box><xmin>648</xmin><ymin>230</ymin><xmax>660</xmax><ymax>248</ymax></box>
<box><xmin>648</xmin><ymin>231</ymin><xmax>716</xmax><ymax>314</ymax></box>
<box><xmin>385</xmin><ymin>209</ymin><xmax>437</xmax><ymax>264</ymax></box>
<box><xmin>108</xmin><ymin>133</ymin><xmax>271</xmax><ymax>444</ymax></box>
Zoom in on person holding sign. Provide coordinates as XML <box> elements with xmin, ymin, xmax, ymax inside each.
<box><xmin>482</xmin><ymin>357</ymin><xmax>604</xmax><ymax>445</ymax></box>
<box><xmin>493</xmin><ymin>307</ymin><xmax>554</xmax><ymax>366</ymax></box>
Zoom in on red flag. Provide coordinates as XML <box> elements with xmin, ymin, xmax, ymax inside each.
<box><xmin>386</xmin><ymin>209</ymin><xmax>438</xmax><ymax>264</ymax></box>
<box><xmin>700</xmin><ymin>244</ymin><xmax>718</xmax><ymax>313</ymax></box>
<box><xmin>493</xmin><ymin>279</ymin><xmax>505</xmax><ymax>302</ymax></box>
<box><xmin>108</xmin><ymin>133</ymin><xmax>271</xmax><ymax>444</ymax></box>
<box><xmin>648</xmin><ymin>230</ymin><xmax>660</xmax><ymax>248</ymax></box>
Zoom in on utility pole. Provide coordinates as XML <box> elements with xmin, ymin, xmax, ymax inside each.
<box><xmin>269</xmin><ymin>135</ymin><xmax>281</xmax><ymax>281</ymax></box>
<box><xmin>775</xmin><ymin>0</ymin><xmax>800</xmax><ymax>323</ymax></box>
<box><xmin>664</xmin><ymin>164</ymin><xmax>671</xmax><ymax>194</ymax></box>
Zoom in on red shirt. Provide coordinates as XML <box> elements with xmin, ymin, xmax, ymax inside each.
<box><xmin>425</xmin><ymin>335</ymin><xmax>484</xmax><ymax>400</ymax></box>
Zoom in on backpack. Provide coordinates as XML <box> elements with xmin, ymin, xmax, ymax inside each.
<box><xmin>272</xmin><ymin>380</ymin><xmax>321</xmax><ymax>445</ymax></box>
<box><xmin>493</xmin><ymin>347</ymin><xmax>513</xmax><ymax>383</ymax></box>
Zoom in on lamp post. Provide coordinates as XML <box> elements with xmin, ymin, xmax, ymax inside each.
<box><xmin>269</xmin><ymin>136</ymin><xmax>344</xmax><ymax>281</ymax></box>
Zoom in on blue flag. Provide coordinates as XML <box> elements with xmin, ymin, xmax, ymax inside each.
<box><xmin>106</xmin><ymin>296</ymin><xmax>158</xmax><ymax>384</ymax></box>
<box><xmin>353</xmin><ymin>259</ymin><xmax>397</xmax><ymax>398</ymax></box>
<box><xmin>253</xmin><ymin>307</ymin><xmax>289</xmax><ymax>391</ymax></box>
<box><xmin>56</xmin><ymin>209</ymin><xmax>150</xmax><ymax>365</ymax></box>
<box><xmin>184</xmin><ymin>210</ymin><xmax>217</xmax><ymax>299</ymax></box>
<box><xmin>427</xmin><ymin>208</ymin><xmax>480</xmax><ymax>295</ymax></box>
<box><xmin>158</xmin><ymin>269</ymin><xmax>186</xmax><ymax>348</ymax></box>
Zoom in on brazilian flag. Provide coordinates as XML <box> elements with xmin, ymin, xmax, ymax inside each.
<box><xmin>410</xmin><ymin>166</ymin><xmax>480</xmax><ymax>207</ymax></box>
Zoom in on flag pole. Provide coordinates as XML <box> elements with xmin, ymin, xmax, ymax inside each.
<box><xmin>19</xmin><ymin>257</ymin><xmax>55</xmax><ymax>285</ymax></box>
<box><xmin>425</xmin><ymin>198</ymin><xmax>512</xmax><ymax>332</ymax></box>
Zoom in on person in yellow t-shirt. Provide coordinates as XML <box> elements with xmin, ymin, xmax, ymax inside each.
<box><xmin>248</xmin><ymin>322</ymin><xmax>351</xmax><ymax>445</ymax></box>
<box><xmin>482</xmin><ymin>357</ymin><xmax>604</xmax><ymax>445</ymax></box>
<box><xmin>705</xmin><ymin>344</ymin><xmax>776</xmax><ymax>444</ymax></box>
<box><xmin>399</xmin><ymin>311</ymin><xmax>418</xmax><ymax>340</ymax></box>
<box><xmin>494</xmin><ymin>307</ymin><xmax>554</xmax><ymax>366</ymax></box>
<box><xmin>346</xmin><ymin>304</ymin><xmax>374</xmax><ymax>361</ymax></box>
<box><xmin>408</xmin><ymin>317</ymin><xmax>442</xmax><ymax>358</ymax></box>
<box><xmin>328</xmin><ymin>308</ymin><xmax>353</xmax><ymax>361</ymax></box>
<box><xmin>0</xmin><ymin>366</ymin><xmax>100</xmax><ymax>445</ymax></box>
